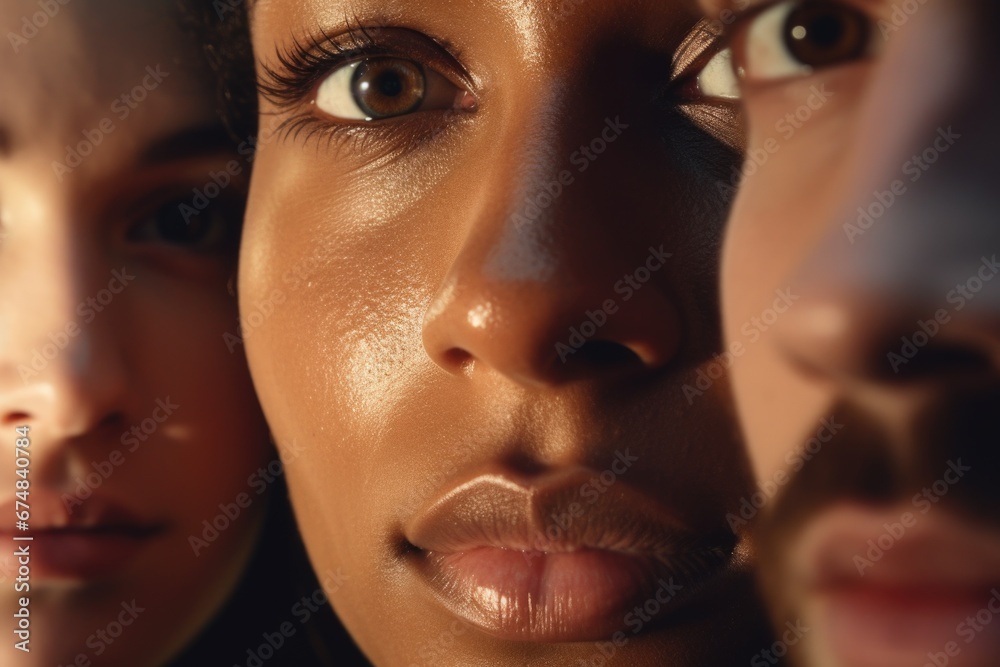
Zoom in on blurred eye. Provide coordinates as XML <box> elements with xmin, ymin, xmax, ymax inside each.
<box><xmin>315</xmin><ymin>57</ymin><xmax>464</xmax><ymax>121</ymax></box>
<box><xmin>736</xmin><ymin>1</ymin><xmax>875</xmax><ymax>83</ymax></box>
<box><xmin>128</xmin><ymin>195</ymin><xmax>239</xmax><ymax>254</ymax></box>
<box><xmin>698</xmin><ymin>48</ymin><xmax>740</xmax><ymax>99</ymax></box>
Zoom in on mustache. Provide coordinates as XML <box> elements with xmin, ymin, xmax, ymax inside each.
<box><xmin>757</xmin><ymin>381</ymin><xmax>1000</xmax><ymax>560</ymax></box>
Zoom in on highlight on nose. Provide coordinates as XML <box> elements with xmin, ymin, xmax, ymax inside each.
<box><xmin>421</xmin><ymin>244</ymin><xmax>682</xmax><ymax>387</ymax></box>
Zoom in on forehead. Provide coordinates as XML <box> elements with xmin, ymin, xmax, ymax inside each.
<box><xmin>251</xmin><ymin>0</ymin><xmax>704</xmax><ymax>49</ymax></box>
<box><xmin>0</xmin><ymin>0</ymin><xmax>217</xmax><ymax>163</ymax></box>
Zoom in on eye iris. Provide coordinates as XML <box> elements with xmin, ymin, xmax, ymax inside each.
<box><xmin>784</xmin><ymin>2</ymin><xmax>870</xmax><ymax>68</ymax></box>
<box><xmin>352</xmin><ymin>59</ymin><xmax>427</xmax><ymax>119</ymax></box>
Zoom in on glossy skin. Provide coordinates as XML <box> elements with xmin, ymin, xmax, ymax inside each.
<box><xmin>0</xmin><ymin>1</ymin><xmax>271</xmax><ymax>665</ymax></box>
<box><xmin>699</xmin><ymin>0</ymin><xmax>1000</xmax><ymax>665</ymax></box>
<box><xmin>242</xmin><ymin>0</ymin><xmax>773</xmax><ymax>665</ymax></box>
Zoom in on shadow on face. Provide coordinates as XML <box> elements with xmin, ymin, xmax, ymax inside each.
<box><xmin>240</xmin><ymin>0</ymin><xmax>778</xmax><ymax>664</ymax></box>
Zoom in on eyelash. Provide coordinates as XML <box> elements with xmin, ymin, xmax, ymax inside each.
<box><xmin>259</xmin><ymin>24</ymin><xmax>378</xmax><ymax>146</ymax></box>
<box><xmin>259</xmin><ymin>23</ymin><xmax>381</xmax><ymax>108</ymax></box>
<box><xmin>259</xmin><ymin>19</ymin><xmax>733</xmax><ymax>149</ymax></box>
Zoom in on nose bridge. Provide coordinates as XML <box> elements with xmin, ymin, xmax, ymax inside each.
<box><xmin>2</xmin><ymin>188</ymin><xmax>84</xmax><ymax>345</ymax></box>
<box><xmin>0</xmin><ymin>192</ymin><xmax>130</xmax><ymax>437</ymax></box>
<box><xmin>422</xmin><ymin>81</ymin><xmax>681</xmax><ymax>385</ymax></box>
<box><xmin>775</xmin><ymin>0</ymin><xmax>1000</xmax><ymax>380</ymax></box>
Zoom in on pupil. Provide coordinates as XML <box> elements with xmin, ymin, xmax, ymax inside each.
<box><xmin>352</xmin><ymin>59</ymin><xmax>426</xmax><ymax>119</ymax></box>
<box><xmin>808</xmin><ymin>15</ymin><xmax>845</xmax><ymax>48</ymax></box>
<box><xmin>785</xmin><ymin>2</ymin><xmax>869</xmax><ymax>68</ymax></box>
<box><xmin>377</xmin><ymin>71</ymin><xmax>403</xmax><ymax>98</ymax></box>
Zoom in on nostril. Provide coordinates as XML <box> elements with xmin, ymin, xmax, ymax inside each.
<box><xmin>442</xmin><ymin>348</ymin><xmax>475</xmax><ymax>375</ymax></box>
<box><xmin>4</xmin><ymin>412</ymin><xmax>30</xmax><ymax>426</ymax></box>
<box><xmin>571</xmin><ymin>340</ymin><xmax>643</xmax><ymax>370</ymax></box>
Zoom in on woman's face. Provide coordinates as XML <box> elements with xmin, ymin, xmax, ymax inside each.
<box><xmin>703</xmin><ymin>0</ymin><xmax>1000</xmax><ymax>665</ymax></box>
<box><xmin>0</xmin><ymin>1</ymin><xmax>271</xmax><ymax>664</ymax></box>
<box><xmin>243</xmin><ymin>0</ymin><xmax>769</xmax><ymax>664</ymax></box>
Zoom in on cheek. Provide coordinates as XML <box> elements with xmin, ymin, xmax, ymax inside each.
<box><xmin>241</xmin><ymin>140</ymin><xmax>466</xmax><ymax>446</ymax></box>
<box><xmin>721</xmin><ymin>85</ymin><xmax>869</xmax><ymax>483</ymax></box>
<box><xmin>129</xmin><ymin>283</ymin><xmax>272</xmax><ymax>519</ymax></box>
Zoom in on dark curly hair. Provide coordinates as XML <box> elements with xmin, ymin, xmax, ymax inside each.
<box><xmin>176</xmin><ymin>0</ymin><xmax>258</xmax><ymax>142</ymax></box>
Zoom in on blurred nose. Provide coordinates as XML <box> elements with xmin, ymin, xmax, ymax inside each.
<box><xmin>422</xmin><ymin>106</ymin><xmax>683</xmax><ymax>387</ymax></box>
<box><xmin>773</xmin><ymin>0</ymin><xmax>1000</xmax><ymax>384</ymax></box>
<box><xmin>0</xmin><ymin>221</ymin><xmax>130</xmax><ymax>439</ymax></box>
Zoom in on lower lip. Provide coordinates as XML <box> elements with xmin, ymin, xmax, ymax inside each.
<box><xmin>418</xmin><ymin>546</ymin><xmax>711</xmax><ymax>641</ymax></box>
<box><xmin>819</xmin><ymin>586</ymin><xmax>1000</xmax><ymax>667</ymax></box>
<box><xmin>5</xmin><ymin>529</ymin><xmax>163</xmax><ymax>581</ymax></box>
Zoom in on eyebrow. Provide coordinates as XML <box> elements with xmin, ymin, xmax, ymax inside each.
<box><xmin>137</xmin><ymin>123</ymin><xmax>236</xmax><ymax>167</ymax></box>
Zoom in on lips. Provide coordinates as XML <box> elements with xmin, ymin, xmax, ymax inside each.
<box><xmin>404</xmin><ymin>466</ymin><xmax>741</xmax><ymax>641</ymax></box>
<box><xmin>0</xmin><ymin>491</ymin><xmax>167</xmax><ymax>581</ymax></box>
<box><xmin>789</xmin><ymin>504</ymin><xmax>1000</xmax><ymax>667</ymax></box>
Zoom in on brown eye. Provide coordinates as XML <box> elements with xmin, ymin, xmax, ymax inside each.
<box><xmin>784</xmin><ymin>2</ymin><xmax>870</xmax><ymax>69</ymax></box>
<box><xmin>352</xmin><ymin>58</ymin><xmax>426</xmax><ymax>119</ymax></box>
<box><xmin>128</xmin><ymin>194</ymin><xmax>240</xmax><ymax>254</ymax></box>
<box><xmin>315</xmin><ymin>57</ymin><xmax>467</xmax><ymax>122</ymax></box>
<box><xmin>733</xmin><ymin>0</ymin><xmax>876</xmax><ymax>83</ymax></box>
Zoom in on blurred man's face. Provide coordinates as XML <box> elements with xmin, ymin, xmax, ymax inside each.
<box><xmin>700</xmin><ymin>0</ymin><xmax>1000</xmax><ymax>665</ymax></box>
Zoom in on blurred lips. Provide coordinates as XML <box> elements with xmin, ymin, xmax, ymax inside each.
<box><xmin>792</xmin><ymin>504</ymin><xmax>1000</xmax><ymax>667</ymax></box>
<box><xmin>405</xmin><ymin>467</ymin><xmax>737</xmax><ymax>641</ymax></box>
<box><xmin>0</xmin><ymin>492</ymin><xmax>167</xmax><ymax>581</ymax></box>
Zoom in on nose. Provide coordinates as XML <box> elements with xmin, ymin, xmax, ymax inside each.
<box><xmin>772</xmin><ymin>0</ymin><xmax>1000</xmax><ymax>384</ymax></box>
<box><xmin>0</xmin><ymin>230</ymin><xmax>130</xmax><ymax>439</ymax></box>
<box><xmin>422</xmin><ymin>110</ymin><xmax>683</xmax><ymax>387</ymax></box>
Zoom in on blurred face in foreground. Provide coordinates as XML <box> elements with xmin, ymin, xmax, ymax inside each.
<box><xmin>702</xmin><ymin>0</ymin><xmax>1000</xmax><ymax>665</ymax></box>
<box><xmin>0</xmin><ymin>1</ymin><xmax>271</xmax><ymax>665</ymax></box>
<box><xmin>241</xmin><ymin>0</ymin><xmax>778</xmax><ymax>664</ymax></box>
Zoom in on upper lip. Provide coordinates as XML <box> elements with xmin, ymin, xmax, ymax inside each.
<box><xmin>0</xmin><ymin>489</ymin><xmax>166</xmax><ymax>537</ymax></box>
<box><xmin>405</xmin><ymin>465</ymin><xmax>735</xmax><ymax>564</ymax></box>
<box><xmin>794</xmin><ymin>503</ymin><xmax>1000</xmax><ymax>593</ymax></box>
